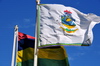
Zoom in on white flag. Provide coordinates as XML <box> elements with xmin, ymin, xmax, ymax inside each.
<box><xmin>38</xmin><ymin>4</ymin><xmax>100</xmax><ymax>47</ymax></box>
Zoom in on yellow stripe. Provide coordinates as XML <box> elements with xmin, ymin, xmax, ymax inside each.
<box><xmin>17</xmin><ymin>46</ymin><xmax>67</xmax><ymax>63</ymax></box>
<box><xmin>17</xmin><ymin>48</ymin><xmax>34</xmax><ymax>63</ymax></box>
<box><xmin>38</xmin><ymin>46</ymin><xmax>67</xmax><ymax>60</ymax></box>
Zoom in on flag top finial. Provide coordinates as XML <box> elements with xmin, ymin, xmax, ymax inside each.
<box><xmin>36</xmin><ymin>0</ymin><xmax>40</xmax><ymax>4</ymax></box>
<box><xmin>14</xmin><ymin>25</ymin><xmax>18</xmax><ymax>31</ymax></box>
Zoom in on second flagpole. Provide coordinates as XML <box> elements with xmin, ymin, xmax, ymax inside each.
<box><xmin>11</xmin><ymin>25</ymin><xmax>18</xmax><ymax>66</ymax></box>
<box><xmin>34</xmin><ymin>0</ymin><xmax>40</xmax><ymax>66</ymax></box>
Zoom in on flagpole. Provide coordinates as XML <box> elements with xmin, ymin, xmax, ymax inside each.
<box><xmin>34</xmin><ymin>0</ymin><xmax>40</xmax><ymax>66</ymax></box>
<box><xmin>11</xmin><ymin>25</ymin><xmax>18</xmax><ymax>66</ymax></box>
<box><xmin>36</xmin><ymin>0</ymin><xmax>40</xmax><ymax>4</ymax></box>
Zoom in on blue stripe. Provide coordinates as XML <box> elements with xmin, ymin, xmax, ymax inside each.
<box><xmin>18</xmin><ymin>38</ymin><xmax>35</xmax><ymax>51</ymax></box>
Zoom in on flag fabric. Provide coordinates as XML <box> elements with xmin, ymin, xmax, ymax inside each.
<box><xmin>16</xmin><ymin>32</ymin><xmax>69</xmax><ymax>66</ymax></box>
<box><xmin>38</xmin><ymin>4</ymin><xmax>100</xmax><ymax>47</ymax></box>
<box><xmin>17</xmin><ymin>32</ymin><xmax>35</xmax><ymax>66</ymax></box>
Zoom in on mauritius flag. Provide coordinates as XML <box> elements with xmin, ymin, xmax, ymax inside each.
<box><xmin>16</xmin><ymin>32</ymin><xmax>69</xmax><ymax>66</ymax></box>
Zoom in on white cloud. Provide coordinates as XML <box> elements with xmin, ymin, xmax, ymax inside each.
<box><xmin>20</xmin><ymin>18</ymin><xmax>36</xmax><ymax>28</ymax></box>
<box><xmin>75</xmin><ymin>52</ymin><xmax>85</xmax><ymax>56</ymax></box>
<box><xmin>67</xmin><ymin>52</ymin><xmax>85</xmax><ymax>61</ymax></box>
<box><xmin>68</xmin><ymin>57</ymin><xmax>74</xmax><ymax>61</ymax></box>
<box><xmin>6</xmin><ymin>18</ymin><xmax>36</xmax><ymax>28</ymax></box>
<box><xmin>23</xmin><ymin>18</ymin><xmax>31</xmax><ymax>23</ymax></box>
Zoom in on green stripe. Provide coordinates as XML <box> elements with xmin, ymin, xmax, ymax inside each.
<box><xmin>17</xmin><ymin>58</ymin><xmax>69</xmax><ymax>66</ymax></box>
<box><xmin>16</xmin><ymin>59</ymin><xmax>33</xmax><ymax>66</ymax></box>
<box><xmin>38</xmin><ymin>43</ymin><xmax>90</xmax><ymax>47</ymax></box>
<box><xmin>38</xmin><ymin>58</ymin><xmax>69</xmax><ymax>66</ymax></box>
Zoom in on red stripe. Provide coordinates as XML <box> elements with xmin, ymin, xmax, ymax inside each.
<box><xmin>18</xmin><ymin>32</ymin><xmax>35</xmax><ymax>41</ymax></box>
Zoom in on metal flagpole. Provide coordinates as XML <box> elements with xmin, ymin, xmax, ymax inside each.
<box><xmin>36</xmin><ymin>0</ymin><xmax>40</xmax><ymax>4</ymax></box>
<box><xmin>34</xmin><ymin>0</ymin><xmax>40</xmax><ymax>66</ymax></box>
<box><xmin>11</xmin><ymin>25</ymin><xmax>18</xmax><ymax>66</ymax></box>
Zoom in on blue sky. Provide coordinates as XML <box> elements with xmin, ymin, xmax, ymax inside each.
<box><xmin>0</xmin><ymin>0</ymin><xmax>100</xmax><ymax>66</ymax></box>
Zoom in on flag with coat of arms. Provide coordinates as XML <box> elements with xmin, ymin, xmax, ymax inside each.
<box><xmin>38</xmin><ymin>4</ymin><xmax>100</xmax><ymax>47</ymax></box>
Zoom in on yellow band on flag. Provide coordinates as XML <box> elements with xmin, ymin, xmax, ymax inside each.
<box><xmin>17</xmin><ymin>47</ymin><xmax>67</xmax><ymax>63</ymax></box>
